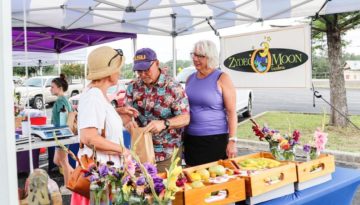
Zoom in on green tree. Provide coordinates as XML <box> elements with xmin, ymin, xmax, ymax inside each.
<box><xmin>121</xmin><ymin>63</ymin><xmax>136</xmax><ymax>79</ymax></box>
<box><xmin>312</xmin><ymin>54</ymin><xmax>330</xmax><ymax>79</ymax></box>
<box><xmin>312</xmin><ymin>11</ymin><xmax>360</xmax><ymax>126</ymax></box>
<box><xmin>13</xmin><ymin>65</ymin><xmax>55</xmax><ymax>77</ymax></box>
<box><xmin>61</xmin><ymin>63</ymin><xmax>84</xmax><ymax>78</ymax></box>
<box><xmin>162</xmin><ymin>60</ymin><xmax>192</xmax><ymax>76</ymax></box>
<box><xmin>343</xmin><ymin>53</ymin><xmax>360</xmax><ymax>60</ymax></box>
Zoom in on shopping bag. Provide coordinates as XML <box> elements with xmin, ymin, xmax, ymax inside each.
<box><xmin>66</xmin><ymin>153</ymin><xmax>94</xmax><ymax>199</ymax></box>
<box><xmin>130</xmin><ymin>127</ymin><xmax>155</xmax><ymax>163</ymax></box>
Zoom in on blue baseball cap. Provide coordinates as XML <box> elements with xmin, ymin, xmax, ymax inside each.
<box><xmin>133</xmin><ymin>48</ymin><xmax>157</xmax><ymax>71</ymax></box>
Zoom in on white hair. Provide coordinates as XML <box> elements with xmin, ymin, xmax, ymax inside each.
<box><xmin>192</xmin><ymin>40</ymin><xmax>219</xmax><ymax>68</ymax></box>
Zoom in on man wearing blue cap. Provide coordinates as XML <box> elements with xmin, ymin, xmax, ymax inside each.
<box><xmin>125</xmin><ymin>48</ymin><xmax>190</xmax><ymax>172</ymax></box>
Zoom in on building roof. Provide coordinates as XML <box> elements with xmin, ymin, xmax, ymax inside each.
<box><xmin>345</xmin><ymin>61</ymin><xmax>360</xmax><ymax>70</ymax></box>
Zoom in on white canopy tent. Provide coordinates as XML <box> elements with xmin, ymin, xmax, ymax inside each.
<box><xmin>11</xmin><ymin>0</ymin><xmax>360</xmax><ymax>76</ymax></box>
<box><xmin>2</xmin><ymin>0</ymin><xmax>360</xmax><ymax>203</ymax></box>
<box><xmin>13</xmin><ymin>49</ymin><xmax>86</xmax><ymax>67</ymax></box>
<box><xmin>11</xmin><ymin>0</ymin><xmax>360</xmax><ymax>36</ymax></box>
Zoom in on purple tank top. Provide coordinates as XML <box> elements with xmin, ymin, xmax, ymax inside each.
<box><xmin>185</xmin><ymin>69</ymin><xmax>228</xmax><ymax>136</ymax></box>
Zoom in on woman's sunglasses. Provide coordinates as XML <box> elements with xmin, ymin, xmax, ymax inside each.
<box><xmin>108</xmin><ymin>49</ymin><xmax>123</xmax><ymax>67</ymax></box>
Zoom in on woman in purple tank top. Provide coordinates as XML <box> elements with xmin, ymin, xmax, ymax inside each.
<box><xmin>184</xmin><ymin>40</ymin><xmax>238</xmax><ymax>166</ymax></box>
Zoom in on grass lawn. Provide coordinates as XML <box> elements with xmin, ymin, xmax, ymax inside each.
<box><xmin>237</xmin><ymin>112</ymin><xmax>360</xmax><ymax>153</ymax></box>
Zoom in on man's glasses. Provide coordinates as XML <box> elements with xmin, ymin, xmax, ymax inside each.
<box><xmin>108</xmin><ymin>49</ymin><xmax>123</xmax><ymax>67</ymax></box>
<box><xmin>190</xmin><ymin>52</ymin><xmax>206</xmax><ymax>59</ymax></box>
<box><xmin>136</xmin><ymin>61</ymin><xmax>155</xmax><ymax>75</ymax></box>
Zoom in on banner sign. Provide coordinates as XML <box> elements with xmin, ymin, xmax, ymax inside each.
<box><xmin>220</xmin><ymin>25</ymin><xmax>312</xmax><ymax>88</ymax></box>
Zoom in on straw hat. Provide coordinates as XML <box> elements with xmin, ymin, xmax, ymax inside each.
<box><xmin>86</xmin><ymin>46</ymin><xmax>125</xmax><ymax>80</ymax></box>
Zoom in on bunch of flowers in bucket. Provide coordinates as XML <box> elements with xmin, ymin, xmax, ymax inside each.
<box><xmin>122</xmin><ymin>147</ymin><xmax>186</xmax><ymax>205</ymax></box>
<box><xmin>86</xmin><ymin>160</ymin><xmax>125</xmax><ymax>205</ymax></box>
<box><xmin>303</xmin><ymin>113</ymin><xmax>328</xmax><ymax>160</ymax></box>
<box><xmin>55</xmin><ymin>139</ymin><xmax>126</xmax><ymax>205</ymax></box>
<box><xmin>56</xmin><ymin>136</ymin><xmax>185</xmax><ymax>205</ymax></box>
<box><xmin>250</xmin><ymin>119</ymin><xmax>301</xmax><ymax>161</ymax></box>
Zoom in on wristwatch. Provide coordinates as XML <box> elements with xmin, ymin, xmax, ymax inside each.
<box><xmin>229</xmin><ymin>136</ymin><xmax>238</xmax><ymax>142</ymax></box>
<box><xmin>164</xmin><ymin>119</ymin><xmax>170</xmax><ymax>130</ymax></box>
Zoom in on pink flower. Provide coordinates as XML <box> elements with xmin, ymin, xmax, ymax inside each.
<box><xmin>314</xmin><ymin>129</ymin><xmax>328</xmax><ymax>151</ymax></box>
<box><xmin>124</xmin><ymin>153</ymin><xmax>136</xmax><ymax>176</ymax></box>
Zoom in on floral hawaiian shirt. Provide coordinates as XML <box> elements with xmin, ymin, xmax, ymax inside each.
<box><xmin>126</xmin><ymin>69</ymin><xmax>189</xmax><ymax>162</ymax></box>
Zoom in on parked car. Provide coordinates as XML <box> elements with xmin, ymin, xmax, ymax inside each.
<box><xmin>107</xmin><ymin>79</ymin><xmax>132</xmax><ymax>108</ymax></box>
<box><xmin>69</xmin><ymin>79</ymin><xmax>131</xmax><ymax>109</ymax></box>
<box><xmin>13</xmin><ymin>76</ymin><xmax>23</xmax><ymax>85</ymax></box>
<box><xmin>176</xmin><ymin>67</ymin><xmax>253</xmax><ymax>118</ymax></box>
<box><xmin>16</xmin><ymin>76</ymin><xmax>84</xmax><ymax>109</ymax></box>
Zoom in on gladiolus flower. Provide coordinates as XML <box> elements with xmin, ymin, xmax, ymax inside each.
<box><xmin>314</xmin><ymin>129</ymin><xmax>328</xmax><ymax>151</ymax></box>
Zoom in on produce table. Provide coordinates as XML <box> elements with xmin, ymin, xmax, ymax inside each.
<box><xmin>235</xmin><ymin>166</ymin><xmax>360</xmax><ymax>205</ymax></box>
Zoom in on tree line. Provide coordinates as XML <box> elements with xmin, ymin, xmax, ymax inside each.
<box><xmin>13</xmin><ymin>59</ymin><xmax>193</xmax><ymax>79</ymax></box>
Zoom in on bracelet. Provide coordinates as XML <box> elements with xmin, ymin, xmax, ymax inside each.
<box><xmin>229</xmin><ymin>137</ymin><xmax>238</xmax><ymax>142</ymax></box>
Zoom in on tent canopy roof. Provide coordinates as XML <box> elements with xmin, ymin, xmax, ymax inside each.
<box><xmin>11</xmin><ymin>0</ymin><xmax>360</xmax><ymax>36</ymax></box>
<box><xmin>12</xmin><ymin>27</ymin><xmax>136</xmax><ymax>53</ymax></box>
<box><xmin>12</xmin><ymin>50</ymin><xmax>87</xmax><ymax>67</ymax></box>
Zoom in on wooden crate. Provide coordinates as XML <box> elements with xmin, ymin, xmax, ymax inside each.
<box><xmin>173</xmin><ymin>160</ymin><xmax>246</xmax><ymax>205</ymax></box>
<box><xmin>296</xmin><ymin>154</ymin><xmax>335</xmax><ymax>183</ymax></box>
<box><xmin>231</xmin><ymin>152</ymin><xmax>297</xmax><ymax>197</ymax></box>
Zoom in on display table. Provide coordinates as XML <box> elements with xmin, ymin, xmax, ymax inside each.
<box><xmin>16</xmin><ymin>131</ymin><xmax>131</xmax><ymax>172</ymax></box>
<box><xmin>16</xmin><ymin>136</ymin><xmax>79</xmax><ymax>152</ymax></box>
<box><xmin>16</xmin><ymin>136</ymin><xmax>80</xmax><ymax>173</ymax></box>
<box><xmin>256</xmin><ymin>167</ymin><xmax>360</xmax><ymax>205</ymax></box>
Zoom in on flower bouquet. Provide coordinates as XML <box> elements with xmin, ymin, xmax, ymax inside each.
<box><xmin>251</xmin><ymin>119</ymin><xmax>301</xmax><ymax>161</ymax></box>
<box><xmin>303</xmin><ymin>129</ymin><xmax>328</xmax><ymax>161</ymax></box>
<box><xmin>85</xmin><ymin>161</ymin><xmax>125</xmax><ymax>205</ymax></box>
<box><xmin>302</xmin><ymin>112</ymin><xmax>328</xmax><ymax>161</ymax></box>
<box><xmin>55</xmin><ymin>136</ymin><xmax>185</xmax><ymax>205</ymax></box>
<box><xmin>122</xmin><ymin>147</ymin><xmax>185</xmax><ymax>205</ymax></box>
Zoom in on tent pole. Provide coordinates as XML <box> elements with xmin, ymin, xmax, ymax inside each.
<box><xmin>26</xmin><ymin>65</ymin><xmax>29</xmax><ymax>79</ymax></box>
<box><xmin>172</xmin><ymin>36</ymin><xmax>176</xmax><ymax>77</ymax></box>
<box><xmin>22</xmin><ymin>0</ymin><xmax>34</xmax><ymax>173</ymax></box>
<box><xmin>0</xmin><ymin>0</ymin><xmax>19</xmax><ymax>204</ymax></box>
<box><xmin>84</xmin><ymin>59</ymin><xmax>88</xmax><ymax>87</ymax></box>
<box><xmin>132</xmin><ymin>37</ymin><xmax>137</xmax><ymax>56</ymax></box>
<box><xmin>171</xmin><ymin>14</ymin><xmax>177</xmax><ymax>77</ymax></box>
<box><xmin>57</xmin><ymin>53</ymin><xmax>61</xmax><ymax>75</ymax></box>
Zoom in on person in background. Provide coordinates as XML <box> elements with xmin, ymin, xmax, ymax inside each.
<box><xmin>50</xmin><ymin>74</ymin><xmax>73</xmax><ymax>189</ymax></box>
<box><xmin>125</xmin><ymin>48</ymin><xmax>190</xmax><ymax>172</ymax></box>
<box><xmin>71</xmin><ymin>46</ymin><xmax>131</xmax><ymax>204</ymax></box>
<box><xmin>184</xmin><ymin>40</ymin><xmax>238</xmax><ymax>166</ymax></box>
